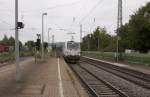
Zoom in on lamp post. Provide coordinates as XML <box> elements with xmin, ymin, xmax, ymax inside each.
<box><xmin>41</xmin><ymin>13</ymin><xmax>47</xmax><ymax>61</ymax></box>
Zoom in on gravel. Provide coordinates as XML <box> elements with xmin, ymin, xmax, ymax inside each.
<box><xmin>80</xmin><ymin>62</ymin><xmax>150</xmax><ymax>97</ymax></box>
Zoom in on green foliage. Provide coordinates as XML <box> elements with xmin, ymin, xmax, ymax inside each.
<box><xmin>0</xmin><ymin>51</ymin><xmax>34</xmax><ymax>62</ymax></box>
<box><xmin>0</xmin><ymin>52</ymin><xmax>14</xmax><ymax>62</ymax></box>
<box><xmin>20</xmin><ymin>51</ymin><xmax>35</xmax><ymax>57</ymax></box>
<box><xmin>0</xmin><ymin>35</ymin><xmax>9</xmax><ymax>45</ymax></box>
<box><xmin>0</xmin><ymin>35</ymin><xmax>23</xmax><ymax>51</ymax></box>
<box><xmin>120</xmin><ymin>2</ymin><xmax>150</xmax><ymax>53</ymax></box>
<box><xmin>82</xmin><ymin>26</ymin><xmax>116</xmax><ymax>52</ymax></box>
<box><xmin>82</xmin><ymin>2</ymin><xmax>150</xmax><ymax>53</ymax></box>
<box><xmin>25</xmin><ymin>40</ymin><xmax>35</xmax><ymax>50</ymax></box>
<box><xmin>8</xmin><ymin>37</ymin><xmax>15</xmax><ymax>46</ymax></box>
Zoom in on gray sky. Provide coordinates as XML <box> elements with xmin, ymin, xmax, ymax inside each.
<box><xmin>0</xmin><ymin>0</ymin><xmax>149</xmax><ymax>43</ymax></box>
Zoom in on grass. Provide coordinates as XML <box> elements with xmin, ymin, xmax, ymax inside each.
<box><xmin>0</xmin><ymin>51</ymin><xmax>35</xmax><ymax>63</ymax></box>
<box><xmin>0</xmin><ymin>52</ymin><xmax>14</xmax><ymax>62</ymax></box>
<box><xmin>123</xmin><ymin>53</ymin><xmax>150</xmax><ymax>65</ymax></box>
<box><xmin>20</xmin><ymin>51</ymin><xmax>35</xmax><ymax>57</ymax></box>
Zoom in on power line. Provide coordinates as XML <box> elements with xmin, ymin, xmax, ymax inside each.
<box><xmin>0</xmin><ymin>0</ymin><xmax>82</xmax><ymax>16</ymax></box>
<box><xmin>79</xmin><ymin>0</ymin><xmax>104</xmax><ymax>24</ymax></box>
<box><xmin>46</xmin><ymin>0</ymin><xmax>81</xmax><ymax>10</ymax></box>
<box><xmin>0</xmin><ymin>18</ymin><xmax>11</xmax><ymax>26</ymax></box>
<box><xmin>21</xmin><ymin>0</ymin><xmax>81</xmax><ymax>13</ymax></box>
<box><xmin>0</xmin><ymin>1</ymin><xmax>13</xmax><ymax>12</ymax></box>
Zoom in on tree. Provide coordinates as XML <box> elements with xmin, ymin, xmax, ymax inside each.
<box><xmin>82</xmin><ymin>26</ymin><xmax>115</xmax><ymax>52</ymax></box>
<box><xmin>19</xmin><ymin>41</ymin><xmax>23</xmax><ymax>50</ymax></box>
<box><xmin>120</xmin><ymin>2</ymin><xmax>150</xmax><ymax>53</ymax></box>
<box><xmin>1</xmin><ymin>35</ymin><xmax>9</xmax><ymax>45</ymax></box>
<box><xmin>119</xmin><ymin>24</ymin><xmax>133</xmax><ymax>51</ymax></box>
<box><xmin>8</xmin><ymin>36</ymin><xmax>15</xmax><ymax>46</ymax></box>
<box><xmin>25</xmin><ymin>41</ymin><xmax>35</xmax><ymax>50</ymax></box>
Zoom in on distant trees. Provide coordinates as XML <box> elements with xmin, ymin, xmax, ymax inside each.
<box><xmin>25</xmin><ymin>41</ymin><xmax>35</xmax><ymax>50</ymax></box>
<box><xmin>8</xmin><ymin>36</ymin><xmax>15</xmax><ymax>46</ymax></box>
<box><xmin>0</xmin><ymin>35</ymin><xmax>48</xmax><ymax>54</ymax></box>
<box><xmin>82</xmin><ymin>27</ymin><xmax>116</xmax><ymax>52</ymax></box>
<box><xmin>82</xmin><ymin>2</ymin><xmax>150</xmax><ymax>53</ymax></box>
<box><xmin>24</xmin><ymin>41</ymin><xmax>48</xmax><ymax>51</ymax></box>
<box><xmin>0</xmin><ymin>35</ymin><xmax>23</xmax><ymax>51</ymax></box>
<box><xmin>0</xmin><ymin>35</ymin><xmax>9</xmax><ymax>45</ymax></box>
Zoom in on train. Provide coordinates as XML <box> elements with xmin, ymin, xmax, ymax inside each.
<box><xmin>63</xmin><ymin>41</ymin><xmax>80</xmax><ymax>63</ymax></box>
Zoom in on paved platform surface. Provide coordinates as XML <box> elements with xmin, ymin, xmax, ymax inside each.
<box><xmin>0</xmin><ymin>57</ymin><xmax>88</xmax><ymax>97</ymax></box>
<box><xmin>83</xmin><ymin>56</ymin><xmax>150</xmax><ymax>75</ymax></box>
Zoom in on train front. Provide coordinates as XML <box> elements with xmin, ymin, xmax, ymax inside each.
<box><xmin>63</xmin><ymin>41</ymin><xmax>80</xmax><ymax>63</ymax></box>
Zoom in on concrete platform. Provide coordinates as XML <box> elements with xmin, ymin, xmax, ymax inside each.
<box><xmin>83</xmin><ymin>56</ymin><xmax>150</xmax><ymax>75</ymax></box>
<box><xmin>0</xmin><ymin>57</ymin><xmax>89</xmax><ymax>97</ymax></box>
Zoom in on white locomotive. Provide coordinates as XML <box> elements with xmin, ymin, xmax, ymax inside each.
<box><xmin>63</xmin><ymin>41</ymin><xmax>80</xmax><ymax>63</ymax></box>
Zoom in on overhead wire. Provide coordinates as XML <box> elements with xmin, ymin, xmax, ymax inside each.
<box><xmin>46</xmin><ymin>0</ymin><xmax>81</xmax><ymax>11</ymax></box>
<box><xmin>0</xmin><ymin>1</ymin><xmax>13</xmax><ymax>28</ymax></box>
<box><xmin>0</xmin><ymin>18</ymin><xmax>11</xmax><ymax>26</ymax></box>
<box><xmin>21</xmin><ymin>0</ymin><xmax>81</xmax><ymax>14</ymax></box>
<box><xmin>79</xmin><ymin>0</ymin><xmax>104</xmax><ymax>24</ymax></box>
<box><xmin>0</xmin><ymin>1</ymin><xmax>13</xmax><ymax>12</ymax></box>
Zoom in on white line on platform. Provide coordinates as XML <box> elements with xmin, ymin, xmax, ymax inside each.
<box><xmin>58</xmin><ymin>58</ymin><xmax>64</xmax><ymax>97</ymax></box>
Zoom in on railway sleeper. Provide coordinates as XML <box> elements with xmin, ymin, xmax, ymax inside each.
<box><xmin>92</xmin><ymin>86</ymin><xmax>111</xmax><ymax>91</ymax></box>
<box><xmin>100</xmin><ymin>94</ymin><xmax>120</xmax><ymax>97</ymax></box>
<box><xmin>87</xmin><ymin>83</ymin><xmax>106</xmax><ymax>86</ymax></box>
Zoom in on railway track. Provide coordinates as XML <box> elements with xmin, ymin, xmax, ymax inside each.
<box><xmin>81</xmin><ymin>57</ymin><xmax>150</xmax><ymax>90</ymax></box>
<box><xmin>70</xmin><ymin>63</ymin><xmax>128</xmax><ymax>97</ymax></box>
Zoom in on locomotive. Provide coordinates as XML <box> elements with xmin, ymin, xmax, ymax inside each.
<box><xmin>63</xmin><ymin>41</ymin><xmax>80</xmax><ymax>63</ymax></box>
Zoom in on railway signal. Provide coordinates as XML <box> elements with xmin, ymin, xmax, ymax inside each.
<box><xmin>17</xmin><ymin>22</ymin><xmax>24</xmax><ymax>29</ymax></box>
<box><xmin>36</xmin><ymin>39</ymin><xmax>41</xmax><ymax>51</ymax></box>
<box><xmin>36</xmin><ymin>34</ymin><xmax>41</xmax><ymax>51</ymax></box>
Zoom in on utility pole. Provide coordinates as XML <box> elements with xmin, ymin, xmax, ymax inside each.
<box><xmin>15</xmin><ymin>0</ymin><xmax>20</xmax><ymax>81</ymax></box>
<box><xmin>80</xmin><ymin>24</ymin><xmax>82</xmax><ymax>49</ymax></box>
<box><xmin>117</xmin><ymin>0</ymin><xmax>123</xmax><ymax>62</ymax></box>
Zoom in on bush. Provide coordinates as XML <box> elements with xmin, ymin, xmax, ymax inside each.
<box><xmin>0</xmin><ymin>52</ymin><xmax>14</xmax><ymax>62</ymax></box>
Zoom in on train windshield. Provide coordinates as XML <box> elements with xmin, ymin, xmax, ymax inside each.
<box><xmin>67</xmin><ymin>42</ymin><xmax>79</xmax><ymax>50</ymax></box>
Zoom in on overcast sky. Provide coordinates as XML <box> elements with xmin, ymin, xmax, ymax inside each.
<box><xmin>0</xmin><ymin>0</ymin><xmax>149</xmax><ymax>43</ymax></box>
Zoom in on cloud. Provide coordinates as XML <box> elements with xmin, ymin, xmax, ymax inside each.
<box><xmin>0</xmin><ymin>0</ymin><xmax>149</xmax><ymax>43</ymax></box>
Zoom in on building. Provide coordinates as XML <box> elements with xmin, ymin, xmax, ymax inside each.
<box><xmin>0</xmin><ymin>44</ymin><xmax>9</xmax><ymax>53</ymax></box>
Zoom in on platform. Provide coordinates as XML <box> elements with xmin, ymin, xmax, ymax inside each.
<box><xmin>0</xmin><ymin>57</ymin><xmax>88</xmax><ymax>97</ymax></box>
<box><xmin>83</xmin><ymin>56</ymin><xmax>150</xmax><ymax>75</ymax></box>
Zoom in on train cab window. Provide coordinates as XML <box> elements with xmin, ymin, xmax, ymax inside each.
<box><xmin>67</xmin><ymin>42</ymin><xmax>79</xmax><ymax>50</ymax></box>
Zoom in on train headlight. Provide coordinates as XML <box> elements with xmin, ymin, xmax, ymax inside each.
<box><xmin>78</xmin><ymin>52</ymin><xmax>80</xmax><ymax>55</ymax></box>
